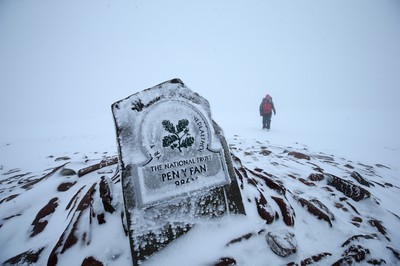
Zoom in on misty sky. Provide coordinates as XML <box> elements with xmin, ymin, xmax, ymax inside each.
<box><xmin>1</xmin><ymin>0</ymin><xmax>400</xmax><ymax>138</ymax></box>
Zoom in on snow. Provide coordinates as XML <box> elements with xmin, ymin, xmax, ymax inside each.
<box><xmin>1</xmin><ymin>0</ymin><xmax>400</xmax><ymax>265</ymax></box>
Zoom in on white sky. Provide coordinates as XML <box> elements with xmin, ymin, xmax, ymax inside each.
<box><xmin>0</xmin><ymin>0</ymin><xmax>400</xmax><ymax>152</ymax></box>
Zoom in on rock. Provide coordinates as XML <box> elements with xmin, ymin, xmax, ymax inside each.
<box><xmin>341</xmin><ymin>234</ymin><xmax>377</xmax><ymax>247</ymax></box>
<box><xmin>288</xmin><ymin>151</ymin><xmax>310</xmax><ymax>160</ymax></box>
<box><xmin>351</xmin><ymin>217</ymin><xmax>363</xmax><ymax>227</ymax></box>
<box><xmin>259</xmin><ymin>149</ymin><xmax>271</xmax><ymax>156</ymax></box>
<box><xmin>271</xmin><ymin>196</ymin><xmax>295</xmax><ymax>226</ymax></box>
<box><xmin>375</xmin><ymin>164</ymin><xmax>390</xmax><ymax>169</ymax></box>
<box><xmin>367</xmin><ymin>259</ymin><xmax>387</xmax><ymax>265</ymax></box>
<box><xmin>266</xmin><ymin>231</ymin><xmax>297</xmax><ymax>257</ymax></box>
<box><xmin>226</xmin><ymin>230</ymin><xmax>265</xmax><ymax>246</ymax></box>
<box><xmin>304</xmin><ymin>252</ymin><xmax>332</xmax><ymax>265</ymax></box>
<box><xmin>31</xmin><ymin>197</ymin><xmax>59</xmax><ymax>237</ymax></box>
<box><xmin>226</xmin><ymin>232</ymin><xmax>255</xmax><ymax>246</ymax></box>
<box><xmin>332</xmin><ymin>256</ymin><xmax>355</xmax><ymax>266</ymax></box>
<box><xmin>55</xmin><ymin>157</ymin><xmax>70</xmax><ymax>162</ymax></box>
<box><xmin>289</xmin><ymin>252</ymin><xmax>332</xmax><ymax>265</ymax></box>
<box><xmin>99</xmin><ymin>176</ymin><xmax>115</xmax><ymax>213</ymax></box>
<box><xmin>344</xmin><ymin>164</ymin><xmax>354</xmax><ymax>169</ymax></box>
<box><xmin>350</xmin><ymin>171</ymin><xmax>373</xmax><ymax>187</ymax></box>
<box><xmin>309</xmin><ymin>198</ymin><xmax>335</xmax><ymax>221</ymax></box>
<box><xmin>57</xmin><ymin>182</ymin><xmax>77</xmax><ymax>192</ymax></box>
<box><xmin>255</xmin><ymin>192</ymin><xmax>275</xmax><ymax>224</ymax></box>
<box><xmin>308</xmin><ymin>173</ymin><xmax>325</xmax><ymax>181</ymax></box>
<box><xmin>299</xmin><ymin>178</ymin><xmax>316</xmax><ymax>186</ymax></box>
<box><xmin>343</xmin><ymin>245</ymin><xmax>370</xmax><ymax>262</ymax></box>
<box><xmin>3</xmin><ymin>247</ymin><xmax>45</xmax><ymax>265</ymax></box>
<box><xmin>294</xmin><ymin>195</ymin><xmax>333</xmax><ymax>227</ymax></box>
<box><xmin>82</xmin><ymin>256</ymin><xmax>104</xmax><ymax>266</ymax></box>
<box><xmin>386</xmin><ymin>246</ymin><xmax>400</xmax><ymax>260</ymax></box>
<box><xmin>369</xmin><ymin>220</ymin><xmax>388</xmax><ymax>237</ymax></box>
<box><xmin>214</xmin><ymin>257</ymin><xmax>236</xmax><ymax>266</ymax></box>
<box><xmin>59</xmin><ymin>168</ymin><xmax>76</xmax><ymax>176</ymax></box>
<box><xmin>326</xmin><ymin>174</ymin><xmax>371</xmax><ymax>201</ymax></box>
<box><xmin>3</xmin><ymin>168</ymin><xmax>21</xmax><ymax>175</ymax></box>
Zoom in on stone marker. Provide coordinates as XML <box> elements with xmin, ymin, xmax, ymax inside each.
<box><xmin>112</xmin><ymin>78</ymin><xmax>245</xmax><ymax>265</ymax></box>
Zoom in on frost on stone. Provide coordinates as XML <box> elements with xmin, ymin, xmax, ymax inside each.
<box><xmin>266</xmin><ymin>231</ymin><xmax>297</xmax><ymax>257</ymax></box>
<box><xmin>111</xmin><ymin>79</ymin><xmax>245</xmax><ymax>265</ymax></box>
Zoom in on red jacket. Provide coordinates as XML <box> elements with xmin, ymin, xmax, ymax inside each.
<box><xmin>259</xmin><ymin>97</ymin><xmax>276</xmax><ymax>116</ymax></box>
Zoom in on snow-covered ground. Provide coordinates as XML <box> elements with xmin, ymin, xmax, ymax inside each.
<box><xmin>1</xmin><ymin>0</ymin><xmax>400</xmax><ymax>265</ymax></box>
<box><xmin>1</xmin><ymin>109</ymin><xmax>400</xmax><ymax>265</ymax></box>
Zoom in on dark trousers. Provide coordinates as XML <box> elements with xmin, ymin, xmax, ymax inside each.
<box><xmin>262</xmin><ymin>114</ymin><xmax>272</xmax><ymax>129</ymax></box>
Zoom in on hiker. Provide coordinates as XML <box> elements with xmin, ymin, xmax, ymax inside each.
<box><xmin>259</xmin><ymin>94</ymin><xmax>276</xmax><ymax>130</ymax></box>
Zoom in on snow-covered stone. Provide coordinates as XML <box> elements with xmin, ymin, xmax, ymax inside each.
<box><xmin>111</xmin><ymin>79</ymin><xmax>245</xmax><ymax>264</ymax></box>
<box><xmin>266</xmin><ymin>230</ymin><xmax>297</xmax><ymax>257</ymax></box>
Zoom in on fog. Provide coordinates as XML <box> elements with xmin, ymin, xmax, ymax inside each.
<box><xmin>1</xmin><ymin>0</ymin><xmax>400</xmax><ymax>141</ymax></box>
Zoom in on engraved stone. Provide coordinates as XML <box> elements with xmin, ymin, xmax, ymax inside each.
<box><xmin>112</xmin><ymin>78</ymin><xmax>245</xmax><ymax>265</ymax></box>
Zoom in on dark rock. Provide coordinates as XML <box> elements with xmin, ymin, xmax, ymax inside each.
<box><xmin>271</xmin><ymin>196</ymin><xmax>295</xmax><ymax>226</ymax></box>
<box><xmin>2</xmin><ymin>168</ymin><xmax>21</xmax><ymax>175</ymax></box>
<box><xmin>22</xmin><ymin>164</ymin><xmax>66</xmax><ymax>190</ymax></box>
<box><xmin>384</xmin><ymin>182</ymin><xmax>393</xmax><ymax>187</ymax></box>
<box><xmin>369</xmin><ymin>220</ymin><xmax>387</xmax><ymax>237</ymax></box>
<box><xmin>315</xmin><ymin>154</ymin><xmax>334</xmax><ymax>161</ymax></box>
<box><xmin>226</xmin><ymin>232</ymin><xmax>254</xmax><ymax>246</ymax></box>
<box><xmin>332</xmin><ymin>256</ymin><xmax>355</xmax><ymax>266</ymax></box>
<box><xmin>294</xmin><ymin>195</ymin><xmax>333</xmax><ymax>226</ymax></box>
<box><xmin>288</xmin><ymin>151</ymin><xmax>310</xmax><ymax>160</ymax></box>
<box><xmin>326</xmin><ymin>174</ymin><xmax>371</xmax><ymax>201</ymax></box>
<box><xmin>31</xmin><ymin>197</ymin><xmax>59</xmax><ymax>237</ymax></box>
<box><xmin>3</xmin><ymin>213</ymin><xmax>22</xmax><ymax>220</ymax></box>
<box><xmin>367</xmin><ymin>259</ymin><xmax>386</xmax><ymax>265</ymax></box>
<box><xmin>59</xmin><ymin>168</ymin><xmax>76</xmax><ymax>176</ymax></box>
<box><xmin>344</xmin><ymin>164</ymin><xmax>354</xmax><ymax>169</ymax></box>
<box><xmin>308</xmin><ymin>173</ymin><xmax>324</xmax><ymax>181</ymax></box>
<box><xmin>346</xmin><ymin>202</ymin><xmax>361</xmax><ymax>215</ymax></box>
<box><xmin>55</xmin><ymin>156</ymin><xmax>70</xmax><ymax>162</ymax></box>
<box><xmin>341</xmin><ymin>234</ymin><xmax>377</xmax><ymax>247</ymax></box>
<box><xmin>334</xmin><ymin>203</ymin><xmax>349</xmax><ymax>212</ymax></box>
<box><xmin>375</xmin><ymin>164</ymin><xmax>390</xmax><ymax>169</ymax></box>
<box><xmin>48</xmin><ymin>183</ymin><xmax>97</xmax><ymax>266</ymax></box>
<box><xmin>77</xmin><ymin>156</ymin><xmax>118</xmax><ymax>177</ymax></box>
<box><xmin>256</xmin><ymin>192</ymin><xmax>275</xmax><ymax>224</ymax></box>
<box><xmin>299</xmin><ymin>178</ymin><xmax>316</xmax><ymax>186</ymax></box>
<box><xmin>386</xmin><ymin>246</ymin><xmax>400</xmax><ymax>260</ymax></box>
<box><xmin>0</xmin><ymin>194</ymin><xmax>19</xmax><ymax>205</ymax></box>
<box><xmin>226</xmin><ymin>230</ymin><xmax>265</xmax><ymax>246</ymax></box>
<box><xmin>214</xmin><ymin>257</ymin><xmax>236</xmax><ymax>266</ymax></box>
<box><xmin>82</xmin><ymin>256</ymin><xmax>104</xmax><ymax>266</ymax></box>
<box><xmin>3</xmin><ymin>247</ymin><xmax>44</xmax><ymax>265</ymax></box>
<box><xmin>351</xmin><ymin>217</ymin><xmax>363</xmax><ymax>227</ymax></box>
<box><xmin>266</xmin><ymin>231</ymin><xmax>297</xmax><ymax>257</ymax></box>
<box><xmin>259</xmin><ymin>149</ymin><xmax>271</xmax><ymax>156</ymax></box>
<box><xmin>350</xmin><ymin>171</ymin><xmax>373</xmax><ymax>187</ymax></box>
<box><xmin>57</xmin><ymin>182</ymin><xmax>77</xmax><ymax>192</ymax></box>
<box><xmin>248</xmin><ymin>169</ymin><xmax>286</xmax><ymax>195</ymax></box>
<box><xmin>99</xmin><ymin>176</ymin><xmax>115</xmax><ymax>213</ymax></box>
<box><xmin>342</xmin><ymin>245</ymin><xmax>370</xmax><ymax>262</ymax></box>
<box><xmin>97</xmin><ymin>213</ymin><xmax>106</xmax><ymax>224</ymax></box>
<box><xmin>292</xmin><ymin>252</ymin><xmax>332</xmax><ymax>265</ymax></box>
<box><xmin>309</xmin><ymin>198</ymin><xmax>335</xmax><ymax>221</ymax></box>
<box><xmin>322</xmin><ymin>186</ymin><xmax>334</xmax><ymax>192</ymax></box>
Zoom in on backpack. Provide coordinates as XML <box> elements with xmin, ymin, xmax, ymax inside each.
<box><xmin>262</xmin><ymin>99</ymin><xmax>272</xmax><ymax>114</ymax></box>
